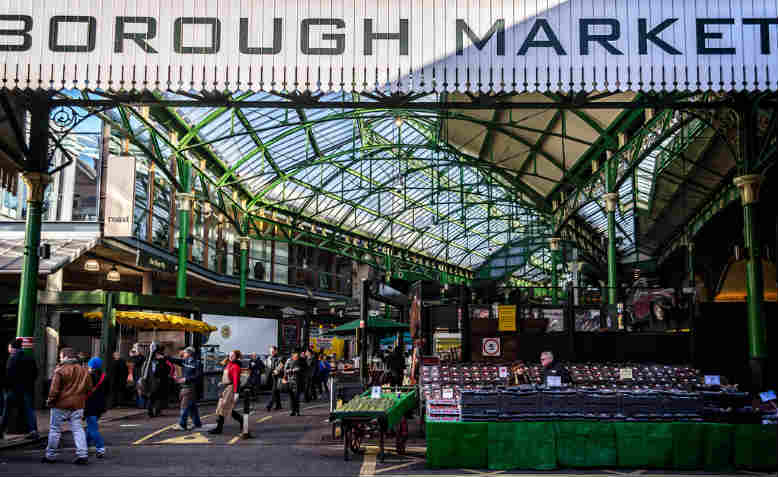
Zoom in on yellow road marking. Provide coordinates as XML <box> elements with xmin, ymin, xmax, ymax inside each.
<box><xmin>359</xmin><ymin>447</ymin><xmax>378</xmax><ymax>476</ymax></box>
<box><xmin>133</xmin><ymin>413</ymin><xmax>215</xmax><ymax>445</ymax></box>
<box><xmin>155</xmin><ymin>432</ymin><xmax>211</xmax><ymax>445</ymax></box>
<box><xmin>227</xmin><ymin>435</ymin><xmax>241</xmax><ymax>445</ymax></box>
<box><xmin>374</xmin><ymin>457</ymin><xmax>423</xmax><ymax>474</ymax></box>
<box><xmin>256</xmin><ymin>415</ymin><xmax>273</xmax><ymax>424</ymax></box>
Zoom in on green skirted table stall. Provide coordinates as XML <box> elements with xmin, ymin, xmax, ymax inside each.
<box><xmin>426</xmin><ymin>420</ymin><xmax>776</xmax><ymax>472</ymax></box>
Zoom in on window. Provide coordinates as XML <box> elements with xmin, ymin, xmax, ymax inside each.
<box><xmin>274</xmin><ymin>242</ymin><xmax>288</xmax><ymax>284</ymax></box>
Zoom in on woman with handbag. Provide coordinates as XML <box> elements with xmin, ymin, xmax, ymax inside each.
<box><xmin>283</xmin><ymin>349</ymin><xmax>305</xmax><ymax>416</ymax></box>
<box><xmin>209</xmin><ymin>350</ymin><xmax>244</xmax><ymax>435</ymax></box>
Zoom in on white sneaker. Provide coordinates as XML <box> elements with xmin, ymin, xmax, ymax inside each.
<box><xmin>172</xmin><ymin>424</ymin><xmax>187</xmax><ymax>431</ymax></box>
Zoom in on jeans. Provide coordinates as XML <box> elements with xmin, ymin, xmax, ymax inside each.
<box><xmin>0</xmin><ymin>390</ymin><xmax>38</xmax><ymax>435</ymax></box>
<box><xmin>136</xmin><ymin>393</ymin><xmax>147</xmax><ymax>409</ymax></box>
<box><xmin>46</xmin><ymin>408</ymin><xmax>88</xmax><ymax>460</ymax></box>
<box><xmin>85</xmin><ymin>415</ymin><xmax>105</xmax><ymax>452</ymax></box>
<box><xmin>179</xmin><ymin>388</ymin><xmax>201</xmax><ymax>428</ymax></box>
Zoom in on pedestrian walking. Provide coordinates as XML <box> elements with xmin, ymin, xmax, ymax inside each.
<box><xmin>146</xmin><ymin>348</ymin><xmax>171</xmax><ymax>418</ymax></box>
<box><xmin>209</xmin><ymin>350</ymin><xmax>244</xmax><ymax>435</ymax></box>
<box><xmin>109</xmin><ymin>351</ymin><xmax>127</xmax><ymax>407</ymax></box>
<box><xmin>167</xmin><ymin>346</ymin><xmax>202</xmax><ymax>431</ymax></box>
<box><xmin>0</xmin><ymin>338</ymin><xmax>39</xmax><ymax>440</ymax></box>
<box><xmin>266</xmin><ymin>346</ymin><xmax>283</xmax><ymax>412</ymax></box>
<box><xmin>284</xmin><ymin>348</ymin><xmax>306</xmax><ymax>416</ymax></box>
<box><xmin>128</xmin><ymin>345</ymin><xmax>146</xmax><ymax>409</ymax></box>
<box><xmin>318</xmin><ymin>354</ymin><xmax>332</xmax><ymax>395</ymax></box>
<box><xmin>85</xmin><ymin>357</ymin><xmax>107</xmax><ymax>458</ymax></box>
<box><xmin>43</xmin><ymin>348</ymin><xmax>92</xmax><ymax>465</ymax></box>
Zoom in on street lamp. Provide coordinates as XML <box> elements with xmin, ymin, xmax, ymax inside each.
<box><xmin>106</xmin><ymin>265</ymin><xmax>121</xmax><ymax>282</ymax></box>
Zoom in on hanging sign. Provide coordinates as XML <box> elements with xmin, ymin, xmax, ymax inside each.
<box><xmin>497</xmin><ymin>305</ymin><xmax>517</xmax><ymax>332</ymax></box>
<box><xmin>482</xmin><ymin>337</ymin><xmax>500</xmax><ymax>357</ymax></box>
<box><xmin>2</xmin><ymin>1</ymin><xmax>776</xmax><ymax>93</ymax></box>
<box><xmin>104</xmin><ymin>155</ymin><xmax>135</xmax><ymax>237</ymax></box>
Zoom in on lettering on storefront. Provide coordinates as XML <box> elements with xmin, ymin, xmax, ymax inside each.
<box><xmin>0</xmin><ymin>1</ymin><xmax>775</xmax><ymax>92</ymax></box>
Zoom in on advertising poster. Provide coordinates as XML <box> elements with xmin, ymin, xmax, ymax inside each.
<box><xmin>204</xmin><ymin>315</ymin><xmax>277</xmax><ymax>355</ymax></box>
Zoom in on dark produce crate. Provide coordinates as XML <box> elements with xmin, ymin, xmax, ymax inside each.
<box><xmin>580</xmin><ymin>390</ymin><xmax>621</xmax><ymax>418</ymax></box>
<box><xmin>499</xmin><ymin>389</ymin><xmax>541</xmax><ymax>417</ymax></box>
<box><xmin>662</xmin><ymin>391</ymin><xmax>703</xmax><ymax>419</ymax></box>
<box><xmin>539</xmin><ymin>389</ymin><xmax>581</xmax><ymax>416</ymax></box>
<box><xmin>622</xmin><ymin>391</ymin><xmax>663</xmax><ymax>419</ymax></box>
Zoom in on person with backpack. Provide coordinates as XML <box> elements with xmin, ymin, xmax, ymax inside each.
<box><xmin>43</xmin><ymin>348</ymin><xmax>92</xmax><ymax>465</ymax></box>
<box><xmin>84</xmin><ymin>357</ymin><xmax>107</xmax><ymax>458</ymax></box>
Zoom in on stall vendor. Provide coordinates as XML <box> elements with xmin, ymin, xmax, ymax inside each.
<box><xmin>510</xmin><ymin>362</ymin><xmax>531</xmax><ymax>386</ymax></box>
<box><xmin>540</xmin><ymin>351</ymin><xmax>570</xmax><ymax>385</ymax></box>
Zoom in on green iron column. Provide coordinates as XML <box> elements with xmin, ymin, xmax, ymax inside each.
<box><xmin>238</xmin><ymin>236</ymin><xmax>250</xmax><ymax>308</ymax></box>
<box><xmin>687</xmin><ymin>239</ymin><xmax>695</xmax><ymax>287</ymax></box>
<box><xmin>734</xmin><ymin>174</ymin><xmax>766</xmax><ymax>388</ymax></box>
<box><xmin>176</xmin><ymin>190</ymin><xmax>194</xmax><ymax>299</ymax></box>
<box><xmin>16</xmin><ymin>172</ymin><xmax>52</xmax><ymax>354</ymax></box>
<box><xmin>604</xmin><ymin>152</ymin><xmax>619</xmax><ymax>305</ymax></box>
<box><xmin>549</xmin><ymin>238</ymin><xmax>561</xmax><ymax>305</ymax></box>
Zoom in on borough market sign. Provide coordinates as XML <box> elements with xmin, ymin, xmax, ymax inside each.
<box><xmin>1</xmin><ymin>0</ymin><xmax>776</xmax><ymax>93</ymax></box>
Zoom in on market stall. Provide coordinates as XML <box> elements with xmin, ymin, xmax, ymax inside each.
<box><xmin>330</xmin><ymin>387</ymin><xmax>418</xmax><ymax>462</ymax></box>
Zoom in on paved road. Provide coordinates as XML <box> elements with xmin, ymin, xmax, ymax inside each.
<box><xmin>0</xmin><ymin>397</ymin><xmax>771</xmax><ymax>477</ymax></box>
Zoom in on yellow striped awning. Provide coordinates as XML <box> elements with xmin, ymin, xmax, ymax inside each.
<box><xmin>84</xmin><ymin>311</ymin><xmax>217</xmax><ymax>334</ymax></box>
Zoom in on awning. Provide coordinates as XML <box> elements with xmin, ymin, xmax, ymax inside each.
<box><xmin>326</xmin><ymin>317</ymin><xmax>408</xmax><ymax>336</ymax></box>
<box><xmin>84</xmin><ymin>311</ymin><xmax>217</xmax><ymax>334</ymax></box>
<box><xmin>0</xmin><ymin>238</ymin><xmax>98</xmax><ymax>274</ymax></box>
<box><xmin>714</xmin><ymin>260</ymin><xmax>777</xmax><ymax>303</ymax></box>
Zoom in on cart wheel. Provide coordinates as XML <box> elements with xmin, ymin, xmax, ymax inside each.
<box><xmin>395</xmin><ymin>434</ymin><xmax>407</xmax><ymax>455</ymax></box>
<box><xmin>343</xmin><ymin>424</ymin><xmax>351</xmax><ymax>461</ymax></box>
<box><xmin>347</xmin><ymin>426</ymin><xmax>362</xmax><ymax>455</ymax></box>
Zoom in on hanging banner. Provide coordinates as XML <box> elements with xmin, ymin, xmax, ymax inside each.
<box><xmin>1</xmin><ymin>1</ymin><xmax>776</xmax><ymax>93</ymax></box>
<box><xmin>103</xmin><ymin>155</ymin><xmax>135</xmax><ymax>237</ymax></box>
<box><xmin>497</xmin><ymin>305</ymin><xmax>517</xmax><ymax>332</ymax></box>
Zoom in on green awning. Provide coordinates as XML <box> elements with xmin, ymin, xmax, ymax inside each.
<box><xmin>326</xmin><ymin>317</ymin><xmax>408</xmax><ymax>336</ymax></box>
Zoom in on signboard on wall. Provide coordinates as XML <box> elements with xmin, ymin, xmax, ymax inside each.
<box><xmin>204</xmin><ymin>315</ymin><xmax>278</xmax><ymax>355</ymax></box>
<box><xmin>497</xmin><ymin>305</ymin><xmax>516</xmax><ymax>332</ymax></box>
<box><xmin>482</xmin><ymin>337</ymin><xmax>500</xmax><ymax>357</ymax></box>
<box><xmin>103</xmin><ymin>155</ymin><xmax>135</xmax><ymax>237</ymax></box>
<box><xmin>2</xmin><ymin>1</ymin><xmax>776</xmax><ymax>93</ymax></box>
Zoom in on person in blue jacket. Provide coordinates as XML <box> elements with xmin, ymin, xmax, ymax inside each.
<box><xmin>85</xmin><ymin>357</ymin><xmax>107</xmax><ymax>458</ymax></box>
<box><xmin>167</xmin><ymin>347</ymin><xmax>202</xmax><ymax>431</ymax></box>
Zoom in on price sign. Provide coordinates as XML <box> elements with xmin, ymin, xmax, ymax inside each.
<box><xmin>704</xmin><ymin>375</ymin><xmax>721</xmax><ymax>386</ymax></box>
<box><xmin>546</xmin><ymin>376</ymin><xmax>562</xmax><ymax>388</ymax></box>
<box><xmin>498</xmin><ymin>367</ymin><xmax>508</xmax><ymax>378</ymax></box>
<box><xmin>619</xmin><ymin>368</ymin><xmax>633</xmax><ymax>380</ymax></box>
<box><xmin>442</xmin><ymin>388</ymin><xmax>454</xmax><ymax>400</ymax></box>
<box><xmin>370</xmin><ymin>386</ymin><xmax>382</xmax><ymax>399</ymax></box>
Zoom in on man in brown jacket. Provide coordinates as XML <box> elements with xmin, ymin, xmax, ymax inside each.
<box><xmin>43</xmin><ymin>348</ymin><xmax>92</xmax><ymax>465</ymax></box>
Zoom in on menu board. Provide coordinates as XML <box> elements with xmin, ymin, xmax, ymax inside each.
<box><xmin>497</xmin><ymin>305</ymin><xmax>517</xmax><ymax>332</ymax></box>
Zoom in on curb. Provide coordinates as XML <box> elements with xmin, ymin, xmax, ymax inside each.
<box><xmin>0</xmin><ymin>409</ymin><xmax>147</xmax><ymax>452</ymax></box>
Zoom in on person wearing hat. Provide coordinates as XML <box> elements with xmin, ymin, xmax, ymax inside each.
<box><xmin>84</xmin><ymin>357</ymin><xmax>107</xmax><ymax>458</ymax></box>
<box><xmin>167</xmin><ymin>346</ymin><xmax>202</xmax><ymax>431</ymax></box>
<box><xmin>1</xmin><ymin>338</ymin><xmax>39</xmax><ymax>440</ymax></box>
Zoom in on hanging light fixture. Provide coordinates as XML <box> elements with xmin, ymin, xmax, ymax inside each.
<box><xmin>394</xmin><ymin>115</ymin><xmax>405</xmax><ymax>128</ymax></box>
<box><xmin>106</xmin><ymin>265</ymin><xmax>121</xmax><ymax>282</ymax></box>
<box><xmin>84</xmin><ymin>259</ymin><xmax>100</xmax><ymax>272</ymax></box>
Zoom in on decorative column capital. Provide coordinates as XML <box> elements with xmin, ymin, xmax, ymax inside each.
<box><xmin>238</xmin><ymin>236</ymin><xmax>251</xmax><ymax>251</ymax></box>
<box><xmin>733</xmin><ymin>175</ymin><xmax>763</xmax><ymax>205</ymax></box>
<box><xmin>602</xmin><ymin>193</ymin><xmax>619</xmax><ymax>213</ymax></box>
<box><xmin>549</xmin><ymin>237</ymin><xmax>561</xmax><ymax>252</ymax></box>
<box><xmin>175</xmin><ymin>192</ymin><xmax>196</xmax><ymax>211</ymax></box>
<box><xmin>22</xmin><ymin>172</ymin><xmax>52</xmax><ymax>202</ymax></box>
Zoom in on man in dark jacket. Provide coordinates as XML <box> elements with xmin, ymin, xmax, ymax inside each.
<box><xmin>304</xmin><ymin>349</ymin><xmax>317</xmax><ymax>402</ymax></box>
<box><xmin>265</xmin><ymin>346</ymin><xmax>283</xmax><ymax>412</ymax></box>
<box><xmin>0</xmin><ymin>339</ymin><xmax>39</xmax><ymax>440</ymax></box>
<box><xmin>284</xmin><ymin>348</ymin><xmax>306</xmax><ymax>416</ymax></box>
<box><xmin>388</xmin><ymin>347</ymin><xmax>406</xmax><ymax>387</ymax></box>
<box><xmin>167</xmin><ymin>347</ymin><xmax>202</xmax><ymax>431</ymax></box>
<box><xmin>539</xmin><ymin>351</ymin><xmax>571</xmax><ymax>386</ymax></box>
<box><xmin>109</xmin><ymin>351</ymin><xmax>128</xmax><ymax>407</ymax></box>
<box><xmin>128</xmin><ymin>346</ymin><xmax>145</xmax><ymax>409</ymax></box>
<box><xmin>146</xmin><ymin>349</ymin><xmax>171</xmax><ymax>418</ymax></box>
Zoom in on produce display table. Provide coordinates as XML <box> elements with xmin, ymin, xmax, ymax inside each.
<box><xmin>331</xmin><ymin>389</ymin><xmax>418</xmax><ymax>462</ymax></box>
<box><xmin>426</xmin><ymin>420</ymin><xmax>776</xmax><ymax>472</ymax></box>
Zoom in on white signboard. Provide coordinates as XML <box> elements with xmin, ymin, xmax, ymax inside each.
<box><xmin>103</xmin><ymin>155</ymin><xmax>135</xmax><ymax>237</ymax></box>
<box><xmin>1</xmin><ymin>1</ymin><xmax>776</xmax><ymax>93</ymax></box>
<box><xmin>204</xmin><ymin>315</ymin><xmax>278</xmax><ymax>356</ymax></box>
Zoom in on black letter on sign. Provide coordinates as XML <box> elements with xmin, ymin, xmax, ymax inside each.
<box><xmin>638</xmin><ymin>18</ymin><xmax>681</xmax><ymax>55</ymax></box>
<box><xmin>0</xmin><ymin>15</ymin><xmax>33</xmax><ymax>52</ymax></box>
<box><xmin>579</xmin><ymin>19</ymin><xmax>622</xmax><ymax>55</ymax></box>
<box><xmin>364</xmin><ymin>19</ymin><xmax>408</xmax><ymax>55</ymax></box>
<box><xmin>696</xmin><ymin>19</ymin><xmax>735</xmax><ymax>55</ymax></box>
<box><xmin>115</xmin><ymin>17</ymin><xmax>157</xmax><ymax>53</ymax></box>
<box><xmin>518</xmin><ymin>19</ymin><xmax>566</xmax><ymax>55</ymax></box>
<box><xmin>456</xmin><ymin>19</ymin><xmax>505</xmax><ymax>56</ymax></box>
<box><xmin>240</xmin><ymin>18</ymin><xmax>282</xmax><ymax>55</ymax></box>
<box><xmin>174</xmin><ymin>18</ymin><xmax>221</xmax><ymax>54</ymax></box>
<box><xmin>49</xmin><ymin>16</ymin><xmax>96</xmax><ymax>52</ymax></box>
<box><xmin>301</xmin><ymin>19</ymin><xmax>345</xmax><ymax>55</ymax></box>
<box><xmin>743</xmin><ymin>18</ymin><xmax>778</xmax><ymax>54</ymax></box>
